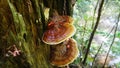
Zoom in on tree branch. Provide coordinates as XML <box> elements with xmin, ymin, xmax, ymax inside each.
<box><xmin>82</xmin><ymin>0</ymin><xmax>105</xmax><ymax>65</ymax></box>
<box><xmin>91</xmin><ymin>43</ymin><xmax>103</xmax><ymax>67</ymax></box>
<box><xmin>103</xmin><ymin>12</ymin><xmax>120</xmax><ymax>68</ymax></box>
<box><xmin>91</xmin><ymin>0</ymin><xmax>99</xmax><ymax>29</ymax></box>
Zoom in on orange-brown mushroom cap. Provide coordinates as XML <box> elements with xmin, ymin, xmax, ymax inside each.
<box><xmin>42</xmin><ymin>23</ymin><xmax>76</xmax><ymax>45</ymax></box>
<box><xmin>56</xmin><ymin>16</ymin><xmax>74</xmax><ymax>25</ymax></box>
<box><xmin>50</xmin><ymin>38</ymin><xmax>79</xmax><ymax>67</ymax></box>
<box><xmin>61</xmin><ymin>16</ymin><xmax>74</xmax><ymax>24</ymax></box>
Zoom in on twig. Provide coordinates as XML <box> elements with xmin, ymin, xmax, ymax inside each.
<box><xmin>91</xmin><ymin>0</ymin><xmax>99</xmax><ymax>29</ymax></box>
<box><xmin>82</xmin><ymin>0</ymin><xmax>105</xmax><ymax>65</ymax></box>
<box><xmin>91</xmin><ymin>43</ymin><xmax>103</xmax><ymax>68</ymax></box>
<box><xmin>105</xmin><ymin>24</ymin><xmax>116</xmax><ymax>38</ymax></box>
<box><xmin>82</xmin><ymin>20</ymin><xmax>87</xmax><ymax>43</ymax></box>
<box><xmin>103</xmin><ymin>12</ymin><xmax>120</xmax><ymax>68</ymax></box>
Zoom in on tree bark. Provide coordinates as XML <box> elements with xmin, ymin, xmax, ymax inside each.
<box><xmin>0</xmin><ymin>0</ymin><xmax>74</xmax><ymax>68</ymax></box>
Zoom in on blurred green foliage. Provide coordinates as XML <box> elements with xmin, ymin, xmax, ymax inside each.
<box><xmin>73</xmin><ymin>0</ymin><xmax>120</xmax><ymax>67</ymax></box>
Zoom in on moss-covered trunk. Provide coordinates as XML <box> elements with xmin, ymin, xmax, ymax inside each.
<box><xmin>0</xmin><ymin>0</ymin><xmax>74</xmax><ymax>68</ymax></box>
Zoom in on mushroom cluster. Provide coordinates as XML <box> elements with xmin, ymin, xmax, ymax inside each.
<box><xmin>42</xmin><ymin>12</ymin><xmax>79</xmax><ymax>67</ymax></box>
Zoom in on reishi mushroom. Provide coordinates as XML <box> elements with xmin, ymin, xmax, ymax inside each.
<box><xmin>42</xmin><ymin>23</ymin><xmax>76</xmax><ymax>45</ymax></box>
<box><xmin>50</xmin><ymin>38</ymin><xmax>79</xmax><ymax>67</ymax></box>
<box><xmin>42</xmin><ymin>15</ymin><xmax>76</xmax><ymax>45</ymax></box>
<box><xmin>42</xmin><ymin>11</ymin><xmax>79</xmax><ymax>67</ymax></box>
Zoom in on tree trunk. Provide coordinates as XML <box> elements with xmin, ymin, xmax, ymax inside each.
<box><xmin>0</xmin><ymin>0</ymin><xmax>75</xmax><ymax>68</ymax></box>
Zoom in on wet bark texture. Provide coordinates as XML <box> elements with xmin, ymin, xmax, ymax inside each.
<box><xmin>0</xmin><ymin>0</ymin><xmax>74</xmax><ymax>68</ymax></box>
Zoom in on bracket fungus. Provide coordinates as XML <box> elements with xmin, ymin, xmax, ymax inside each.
<box><xmin>50</xmin><ymin>38</ymin><xmax>79</xmax><ymax>67</ymax></box>
<box><xmin>42</xmin><ymin>16</ymin><xmax>76</xmax><ymax>45</ymax></box>
<box><xmin>42</xmin><ymin>11</ymin><xmax>79</xmax><ymax>67</ymax></box>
